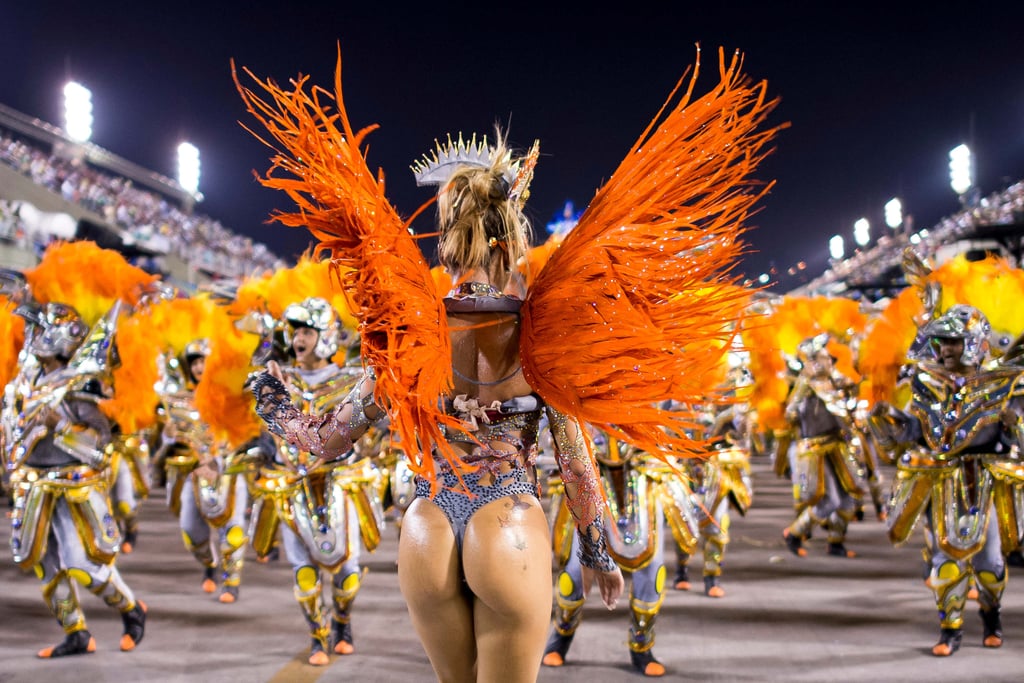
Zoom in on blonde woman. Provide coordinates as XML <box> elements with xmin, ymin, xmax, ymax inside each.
<box><xmin>253</xmin><ymin>133</ymin><xmax>624</xmax><ymax>681</ymax></box>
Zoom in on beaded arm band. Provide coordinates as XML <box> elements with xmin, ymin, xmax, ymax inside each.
<box><xmin>252</xmin><ymin>371</ymin><xmax>379</xmax><ymax>462</ymax></box>
<box><xmin>546</xmin><ymin>407</ymin><xmax>617</xmax><ymax>572</ymax></box>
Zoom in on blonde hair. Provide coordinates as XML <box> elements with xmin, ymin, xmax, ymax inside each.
<box><xmin>436</xmin><ymin>130</ymin><xmax>531</xmax><ymax>289</ymax></box>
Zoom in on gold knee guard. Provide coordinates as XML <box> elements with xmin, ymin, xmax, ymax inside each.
<box><xmin>330</xmin><ymin>569</ymin><xmax>363</xmax><ymax>621</ymax></box>
<box><xmin>788</xmin><ymin>508</ymin><xmax>816</xmax><ymax>539</ymax></box>
<box><xmin>703</xmin><ymin>536</ymin><xmax>727</xmax><ymax>577</ymax></box>
<box><xmin>72</xmin><ymin>567</ymin><xmax>133</xmax><ymax>612</ymax></box>
<box><xmin>221</xmin><ymin>525</ymin><xmax>247</xmax><ymax>587</ymax></box>
<box><xmin>974</xmin><ymin>568</ymin><xmax>1007</xmax><ymax>612</ymax></box>
<box><xmin>825</xmin><ymin>510</ymin><xmax>854</xmax><ymax>544</ymax></box>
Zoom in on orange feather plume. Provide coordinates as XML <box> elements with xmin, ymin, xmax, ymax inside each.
<box><xmin>0</xmin><ymin>296</ymin><xmax>25</xmax><ymax>393</ymax></box>
<box><xmin>857</xmin><ymin>287</ymin><xmax>923</xmax><ymax>405</ymax></box>
<box><xmin>101</xmin><ymin>309</ymin><xmax>161</xmax><ymax>432</ymax></box>
<box><xmin>147</xmin><ymin>295</ymin><xmax>262</xmax><ymax>448</ymax></box>
<box><xmin>23</xmin><ymin>240</ymin><xmax>157</xmax><ymax>327</ymax></box>
<box><xmin>20</xmin><ymin>240</ymin><xmax>160</xmax><ymax>431</ymax></box>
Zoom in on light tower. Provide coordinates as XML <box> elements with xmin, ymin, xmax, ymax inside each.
<box><xmin>949</xmin><ymin>143</ymin><xmax>974</xmax><ymax>204</ymax></box>
<box><xmin>829</xmin><ymin>234</ymin><xmax>845</xmax><ymax>261</ymax></box>
<box><xmin>63</xmin><ymin>81</ymin><xmax>93</xmax><ymax>143</ymax></box>
<box><xmin>853</xmin><ymin>218</ymin><xmax>870</xmax><ymax>248</ymax></box>
<box><xmin>177</xmin><ymin>141</ymin><xmax>202</xmax><ymax>211</ymax></box>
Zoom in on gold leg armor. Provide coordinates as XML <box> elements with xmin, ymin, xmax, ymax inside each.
<box><xmin>181</xmin><ymin>530</ymin><xmax>216</xmax><ymax>569</ymax></box>
<box><xmin>627</xmin><ymin>588</ymin><xmax>665</xmax><ymax>654</ymax></box>
<box><xmin>330</xmin><ymin>569</ymin><xmax>362</xmax><ymax>654</ymax></box>
<box><xmin>929</xmin><ymin>560</ymin><xmax>970</xmax><ymax>629</ymax></box>
<box><xmin>825</xmin><ymin>509</ymin><xmax>854</xmax><ymax>544</ymax></box>
<box><xmin>330</xmin><ymin>569</ymin><xmax>362</xmax><ymax>624</ymax></box>
<box><xmin>220</xmin><ymin>524</ymin><xmax>247</xmax><ymax>588</ymax></box>
<box><xmin>974</xmin><ymin>567</ymin><xmax>1007</xmax><ymax>612</ymax></box>
<box><xmin>39</xmin><ymin>568</ymin><xmax>87</xmax><ymax>634</ymax></box>
<box><xmin>552</xmin><ymin>571</ymin><xmax>586</xmax><ymax>637</ymax></box>
<box><xmin>294</xmin><ymin>566</ymin><xmax>330</xmax><ymax>651</ymax></box>
<box><xmin>703</xmin><ymin>533</ymin><xmax>727</xmax><ymax>577</ymax></box>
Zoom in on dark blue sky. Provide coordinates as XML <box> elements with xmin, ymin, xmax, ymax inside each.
<box><xmin>4</xmin><ymin>3</ymin><xmax>1024</xmax><ymax>289</ymax></box>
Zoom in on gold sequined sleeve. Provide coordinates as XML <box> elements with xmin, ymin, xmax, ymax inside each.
<box><xmin>546</xmin><ymin>406</ymin><xmax>616</xmax><ymax>572</ymax></box>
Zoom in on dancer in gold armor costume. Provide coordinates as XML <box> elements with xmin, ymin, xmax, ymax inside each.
<box><xmin>782</xmin><ymin>333</ymin><xmax>868</xmax><ymax>558</ymax></box>
<box><xmin>5</xmin><ymin>300</ymin><xmax>146</xmax><ymax>657</ymax></box>
<box><xmin>871</xmin><ymin>305</ymin><xmax>1024</xmax><ymax>656</ymax></box>
<box><xmin>248</xmin><ymin>298</ymin><xmax>386</xmax><ymax>665</ymax></box>
<box><xmin>155</xmin><ymin>339</ymin><xmax>251</xmax><ymax>603</ymax></box>
<box><xmin>542</xmin><ymin>424</ymin><xmax>701</xmax><ymax>677</ymax></box>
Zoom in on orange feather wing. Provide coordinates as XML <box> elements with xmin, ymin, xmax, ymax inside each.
<box><xmin>234</xmin><ymin>46</ymin><xmax>458</xmax><ymax>485</ymax></box>
<box><xmin>521</xmin><ymin>46</ymin><xmax>785</xmax><ymax>458</ymax></box>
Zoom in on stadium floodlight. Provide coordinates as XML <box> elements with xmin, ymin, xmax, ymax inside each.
<box><xmin>63</xmin><ymin>81</ymin><xmax>93</xmax><ymax>143</ymax></box>
<box><xmin>884</xmin><ymin>198</ymin><xmax>903</xmax><ymax>229</ymax></box>
<box><xmin>949</xmin><ymin>144</ymin><xmax>973</xmax><ymax>196</ymax></box>
<box><xmin>829</xmin><ymin>234</ymin><xmax>845</xmax><ymax>260</ymax></box>
<box><xmin>853</xmin><ymin>218</ymin><xmax>870</xmax><ymax>247</ymax></box>
<box><xmin>177</xmin><ymin>142</ymin><xmax>201</xmax><ymax>195</ymax></box>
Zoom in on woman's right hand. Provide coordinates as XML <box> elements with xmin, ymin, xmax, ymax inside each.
<box><xmin>581</xmin><ymin>564</ymin><xmax>625</xmax><ymax>610</ymax></box>
<box><xmin>250</xmin><ymin>365</ymin><xmax>293</xmax><ymax>433</ymax></box>
<box><xmin>265</xmin><ymin>360</ymin><xmax>286</xmax><ymax>384</ymax></box>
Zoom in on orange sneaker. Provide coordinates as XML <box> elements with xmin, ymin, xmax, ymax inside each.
<box><xmin>931</xmin><ymin>628</ymin><xmax>962</xmax><ymax>657</ymax></box>
<box><xmin>331</xmin><ymin>620</ymin><xmax>354</xmax><ymax>655</ymax></box>
<box><xmin>630</xmin><ymin>650</ymin><xmax>666</xmax><ymax>677</ymax></box>
<box><xmin>38</xmin><ymin>631</ymin><xmax>96</xmax><ymax>658</ymax></box>
<box><xmin>121</xmin><ymin>529</ymin><xmax>138</xmax><ymax>555</ymax></box>
<box><xmin>704</xmin><ymin>576</ymin><xmax>725</xmax><ymax>598</ymax></box>
<box><xmin>827</xmin><ymin>543</ymin><xmax>857</xmax><ymax>558</ymax></box>
<box><xmin>981</xmin><ymin>607</ymin><xmax>1003</xmax><ymax>648</ymax></box>
<box><xmin>541</xmin><ymin>631</ymin><xmax>574</xmax><ymax>667</ymax></box>
<box><xmin>542</xmin><ymin>651</ymin><xmax>565</xmax><ymax>667</ymax></box>
<box><xmin>308</xmin><ymin>638</ymin><xmax>329</xmax><ymax>666</ymax></box>
<box><xmin>120</xmin><ymin>601</ymin><xmax>147</xmax><ymax>652</ymax></box>
<box><xmin>673</xmin><ymin>566</ymin><xmax>691</xmax><ymax>591</ymax></box>
<box><xmin>201</xmin><ymin>567</ymin><xmax>217</xmax><ymax>594</ymax></box>
<box><xmin>783</xmin><ymin>529</ymin><xmax>807</xmax><ymax>557</ymax></box>
<box><xmin>218</xmin><ymin>585</ymin><xmax>239</xmax><ymax>604</ymax></box>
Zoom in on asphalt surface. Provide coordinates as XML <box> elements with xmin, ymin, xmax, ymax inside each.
<box><xmin>2</xmin><ymin>455</ymin><xmax>1022</xmax><ymax>682</ymax></box>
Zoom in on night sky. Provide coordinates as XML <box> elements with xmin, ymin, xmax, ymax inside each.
<box><xmin>4</xmin><ymin>2</ymin><xmax>1024</xmax><ymax>290</ymax></box>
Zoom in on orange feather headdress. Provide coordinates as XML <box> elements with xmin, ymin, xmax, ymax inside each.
<box><xmin>148</xmin><ymin>294</ymin><xmax>262</xmax><ymax>448</ymax></box>
<box><xmin>22</xmin><ymin>240</ymin><xmax>160</xmax><ymax>431</ymax></box>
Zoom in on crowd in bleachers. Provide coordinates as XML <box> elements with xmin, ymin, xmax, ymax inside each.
<box><xmin>0</xmin><ymin>132</ymin><xmax>287</xmax><ymax>278</ymax></box>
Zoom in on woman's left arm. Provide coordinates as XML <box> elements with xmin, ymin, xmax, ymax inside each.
<box><xmin>253</xmin><ymin>362</ymin><xmax>382</xmax><ymax>465</ymax></box>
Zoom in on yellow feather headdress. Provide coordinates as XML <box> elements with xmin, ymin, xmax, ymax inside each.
<box><xmin>232</xmin><ymin>253</ymin><xmax>358</xmax><ymax>365</ymax></box>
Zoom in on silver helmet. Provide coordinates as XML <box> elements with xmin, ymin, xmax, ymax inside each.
<box><xmin>27</xmin><ymin>303</ymin><xmax>89</xmax><ymax>359</ymax></box>
<box><xmin>917</xmin><ymin>304</ymin><xmax>991</xmax><ymax>366</ymax></box>
<box><xmin>282</xmin><ymin>297</ymin><xmax>341</xmax><ymax>360</ymax></box>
